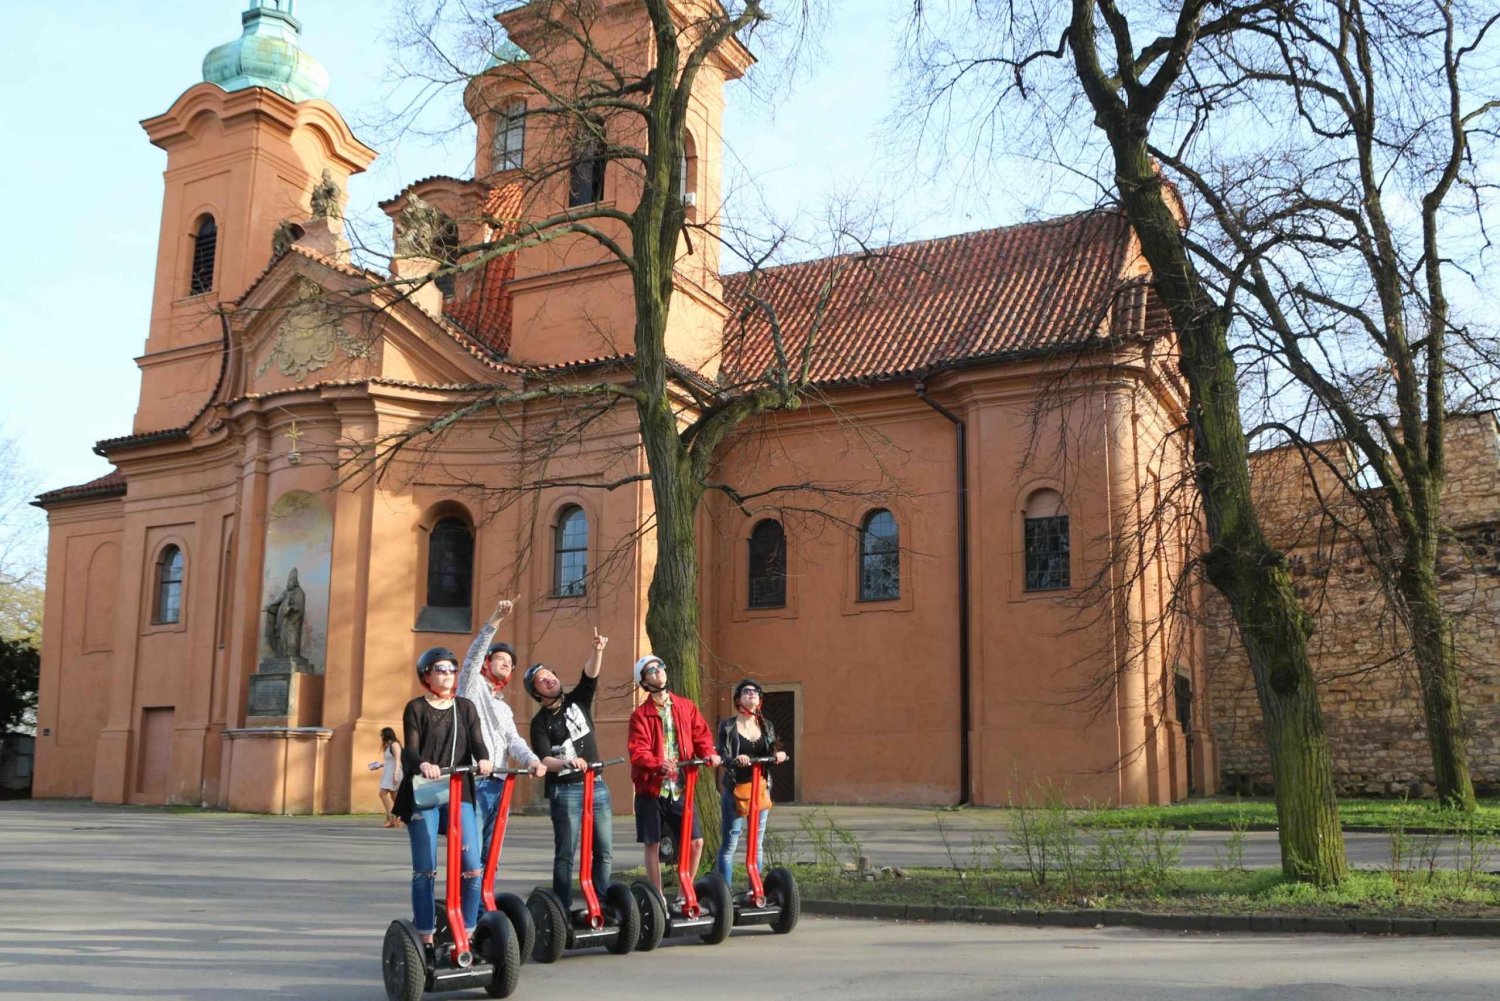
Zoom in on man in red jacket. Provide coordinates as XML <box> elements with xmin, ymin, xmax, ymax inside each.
<box><xmin>627</xmin><ymin>654</ymin><xmax>721</xmax><ymax>895</ymax></box>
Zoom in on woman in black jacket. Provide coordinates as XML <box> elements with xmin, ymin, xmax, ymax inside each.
<box><xmin>714</xmin><ymin>679</ymin><xmax>786</xmax><ymax>887</ymax></box>
<box><xmin>396</xmin><ymin>646</ymin><xmax>492</xmax><ymax>949</ymax></box>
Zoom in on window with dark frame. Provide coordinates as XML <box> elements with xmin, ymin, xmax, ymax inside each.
<box><xmin>568</xmin><ymin>126</ymin><xmax>606</xmax><ymax>207</ymax></box>
<box><xmin>154</xmin><ymin>545</ymin><xmax>185</xmax><ymax>624</ymax></box>
<box><xmin>189</xmin><ymin>216</ymin><xmax>217</xmax><ymax>295</ymax></box>
<box><xmin>747</xmin><ymin>518</ymin><xmax>787</xmax><ymax>608</ymax></box>
<box><xmin>426</xmin><ymin>517</ymin><xmax>474</xmax><ymax>608</ymax></box>
<box><xmin>858</xmin><ymin>509</ymin><xmax>900</xmax><ymax>601</ymax></box>
<box><xmin>492</xmin><ymin>99</ymin><xmax>527</xmax><ymax>172</ymax></box>
<box><xmin>1024</xmin><ymin>515</ymin><xmax>1070</xmax><ymax>591</ymax></box>
<box><xmin>553</xmin><ymin>506</ymin><xmax>588</xmax><ymax>597</ymax></box>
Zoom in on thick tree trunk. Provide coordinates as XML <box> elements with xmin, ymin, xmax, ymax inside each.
<box><xmin>1399</xmin><ymin>551</ymin><xmax>1475</xmax><ymax>809</ymax></box>
<box><xmin>1091</xmin><ymin>121</ymin><xmax>1349</xmax><ymax>882</ymax></box>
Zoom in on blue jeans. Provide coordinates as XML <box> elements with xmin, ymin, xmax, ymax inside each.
<box><xmin>474</xmin><ymin>777</ymin><xmax>504</xmax><ymax>881</ymax></box>
<box><xmin>408</xmin><ymin>800</ymin><xmax>482</xmax><ymax>935</ymax></box>
<box><xmin>548</xmin><ymin>777</ymin><xmax>613</xmax><ymax>909</ymax></box>
<box><xmin>716</xmin><ymin>785</ymin><xmax>769</xmax><ymax>888</ymax></box>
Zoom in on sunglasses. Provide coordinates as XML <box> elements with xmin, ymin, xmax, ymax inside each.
<box><xmin>425</xmin><ymin>665</ymin><xmax>458</xmax><ymax>675</ymax></box>
<box><xmin>739</xmin><ymin>688</ymin><xmax>762</xmax><ymax>698</ymax></box>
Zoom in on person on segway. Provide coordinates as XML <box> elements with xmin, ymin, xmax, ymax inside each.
<box><xmin>457</xmin><ymin>596</ymin><xmax>548</xmax><ymax>865</ymax></box>
<box><xmin>394</xmin><ymin>647</ymin><xmax>493</xmax><ymax>959</ymax></box>
<box><xmin>524</xmin><ymin>627</ymin><xmax>611</xmax><ymax>911</ymax></box>
<box><xmin>714</xmin><ymin>679</ymin><xmax>786</xmax><ymax>888</ymax></box>
<box><xmin>626</xmin><ymin>655</ymin><xmax>721</xmax><ymax>897</ymax></box>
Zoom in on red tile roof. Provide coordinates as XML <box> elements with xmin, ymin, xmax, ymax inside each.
<box><xmin>443</xmin><ymin>182</ymin><xmax>522</xmax><ymax>353</ymax></box>
<box><xmin>720</xmin><ymin>210</ymin><xmax>1155</xmax><ymax>386</ymax></box>
<box><xmin>34</xmin><ymin>469</ymin><xmax>126</xmax><ymax>507</ymax></box>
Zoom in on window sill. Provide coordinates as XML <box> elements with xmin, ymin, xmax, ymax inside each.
<box><xmin>414</xmin><ymin>605</ymin><xmax>473</xmax><ymax>633</ymax></box>
<box><xmin>142</xmin><ymin>617</ymin><xmax>188</xmax><ymax>636</ymax></box>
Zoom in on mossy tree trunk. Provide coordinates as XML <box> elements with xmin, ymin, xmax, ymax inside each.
<box><xmin>1067</xmin><ymin>0</ymin><xmax>1347</xmax><ymax>884</ymax></box>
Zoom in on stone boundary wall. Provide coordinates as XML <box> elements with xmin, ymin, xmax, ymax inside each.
<box><xmin>1207</xmin><ymin>414</ymin><xmax>1500</xmax><ymax>797</ymax></box>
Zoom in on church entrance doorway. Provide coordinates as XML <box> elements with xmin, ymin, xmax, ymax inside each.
<box><xmin>762</xmin><ymin>690</ymin><xmax>796</xmax><ymax>803</ymax></box>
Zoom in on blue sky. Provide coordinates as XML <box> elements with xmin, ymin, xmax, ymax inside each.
<box><xmin>0</xmin><ymin>1</ymin><xmax>1058</xmax><ymax>570</ymax></box>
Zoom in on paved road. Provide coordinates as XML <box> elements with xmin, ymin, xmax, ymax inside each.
<box><xmin>1</xmin><ymin>801</ymin><xmax>1490</xmax><ymax>1001</ymax></box>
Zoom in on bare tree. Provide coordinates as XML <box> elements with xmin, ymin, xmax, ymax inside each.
<box><xmin>905</xmin><ymin>0</ymin><xmax>1349</xmax><ymax>883</ymax></box>
<box><xmin>1142</xmin><ymin>0</ymin><xmax>1500</xmax><ymax>811</ymax></box>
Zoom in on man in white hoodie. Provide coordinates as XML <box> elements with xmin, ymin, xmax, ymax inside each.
<box><xmin>458</xmin><ymin>597</ymin><xmax>548</xmax><ymax>866</ymax></box>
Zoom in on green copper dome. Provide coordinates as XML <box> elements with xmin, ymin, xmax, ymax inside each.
<box><xmin>203</xmin><ymin>1</ymin><xmax>330</xmax><ymax>104</ymax></box>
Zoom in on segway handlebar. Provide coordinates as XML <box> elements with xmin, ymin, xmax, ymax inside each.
<box><xmin>742</xmin><ymin>754</ymin><xmax>790</xmax><ymax>764</ymax></box>
<box><xmin>555</xmin><ymin>754</ymin><xmax>626</xmax><ymax>778</ymax></box>
<box><xmin>479</xmin><ymin>765</ymin><xmax>540</xmax><ymax>778</ymax></box>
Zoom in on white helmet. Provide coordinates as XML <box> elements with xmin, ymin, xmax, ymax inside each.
<box><xmin>633</xmin><ymin>655</ymin><xmax>667</xmax><ymax>688</ymax></box>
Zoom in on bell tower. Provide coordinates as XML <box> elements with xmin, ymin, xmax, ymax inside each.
<box><xmin>460</xmin><ymin>0</ymin><xmax>754</xmax><ymax>374</ymax></box>
<box><xmin>133</xmin><ymin>1</ymin><xmax>375</xmax><ymax>433</ymax></box>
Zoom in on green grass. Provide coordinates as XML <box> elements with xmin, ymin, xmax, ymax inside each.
<box><xmin>1071</xmin><ymin>796</ymin><xmax>1500</xmax><ymax>831</ymax></box>
<box><xmin>796</xmin><ymin>864</ymin><xmax>1500</xmax><ymax>918</ymax></box>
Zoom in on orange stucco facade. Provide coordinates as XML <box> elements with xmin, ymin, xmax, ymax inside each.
<box><xmin>33</xmin><ymin>0</ymin><xmax>1215</xmax><ymax>813</ymax></box>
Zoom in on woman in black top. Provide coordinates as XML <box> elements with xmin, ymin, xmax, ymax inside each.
<box><xmin>397</xmin><ymin>646</ymin><xmax>492</xmax><ymax>946</ymax></box>
<box><xmin>714</xmin><ymin>678</ymin><xmax>787</xmax><ymax>887</ymax></box>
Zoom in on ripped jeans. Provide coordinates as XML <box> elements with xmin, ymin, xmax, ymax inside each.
<box><xmin>407</xmin><ymin>800</ymin><xmax>482</xmax><ymax>935</ymax></box>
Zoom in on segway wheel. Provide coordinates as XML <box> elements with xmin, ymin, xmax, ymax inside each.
<box><xmin>495</xmin><ymin>892</ymin><xmax>535</xmax><ymax>967</ymax></box>
<box><xmin>764</xmin><ymin>867</ymin><xmax>801</xmax><ymax>935</ymax></box>
<box><xmin>603</xmin><ymin>881</ymin><xmax>641</xmax><ymax>955</ymax></box>
<box><xmin>382</xmin><ymin>920</ymin><xmax>426</xmax><ymax>1001</ymax></box>
<box><xmin>526</xmin><ymin>889</ymin><xmax>567</xmax><ymax>964</ymax></box>
<box><xmin>630</xmin><ymin>879</ymin><xmax>667</xmax><ymax>952</ymax></box>
<box><xmin>694</xmin><ymin>874</ymin><xmax>734</xmax><ymax>945</ymax></box>
<box><xmin>475</xmin><ymin>910</ymin><xmax>522</xmax><ymax>999</ymax></box>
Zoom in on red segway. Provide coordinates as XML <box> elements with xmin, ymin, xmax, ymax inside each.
<box><xmin>525</xmin><ymin>757</ymin><xmax>641</xmax><ymax>961</ymax></box>
<box><xmin>477</xmin><ymin>768</ymin><xmax>537</xmax><ymax>963</ymax></box>
<box><xmin>630</xmin><ymin>758</ymin><xmax>734</xmax><ymax>950</ymax></box>
<box><xmin>382</xmin><ymin>766</ymin><xmax>522</xmax><ymax>1001</ymax></box>
<box><xmin>730</xmin><ymin>756</ymin><xmax>799</xmax><ymax>934</ymax></box>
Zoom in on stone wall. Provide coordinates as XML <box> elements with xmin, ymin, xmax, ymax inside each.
<box><xmin>1207</xmin><ymin>413</ymin><xmax>1500</xmax><ymax>797</ymax></box>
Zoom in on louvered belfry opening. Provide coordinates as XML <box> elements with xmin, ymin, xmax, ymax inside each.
<box><xmin>189</xmin><ymin>216</ymin><xmax>217</xmax><ymax>295</ymax></box>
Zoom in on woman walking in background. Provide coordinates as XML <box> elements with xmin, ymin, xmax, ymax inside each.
<box><xmin>369</xmin><ymin>726</ymin><xmax>403</xmax><ymax>827</ymax></box>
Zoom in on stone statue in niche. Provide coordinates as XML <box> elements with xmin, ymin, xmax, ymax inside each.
<box><xmin>263</xmin><ymin>567</ymin><xmax>307</xmax><ymax>662</ymax></box>
<box><xmin>309</xmin><ymin>168</ymin><xmax>341</xmax><ymax>221</ymax></box>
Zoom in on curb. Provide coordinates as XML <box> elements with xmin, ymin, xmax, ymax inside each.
<box><xmin>801</xmin><ymin>899</ymin><xmax>1500</xmax><ymax>936</ymax></box>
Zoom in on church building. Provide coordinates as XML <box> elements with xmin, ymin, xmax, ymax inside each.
<box><xmin>32</xmin><ymin>0</ymin><xmax>1214</xmax><ymax>813</ymax></box>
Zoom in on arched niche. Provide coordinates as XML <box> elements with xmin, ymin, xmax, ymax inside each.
<box><xmin>260</xmin><ymin>490</ymin><xmax>332</xmax><ymax>671</ymax></box>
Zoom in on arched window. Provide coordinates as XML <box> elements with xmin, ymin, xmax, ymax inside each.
<box><xmin>1023</xmin><ymin>489</ymin><xmax>1070</xmax><ymax>591</ymax></box>
<box><xmin>432</xmin><ymin>219</ymin><xmax>460</xmax><ymax>298</ymax></box>
<box><xmin>154</xmin><ymin>545</ymin><xmax>185</xmax><ymax>624</ymax></box>
<box><xmin>568</xmin><ymin>121</ymin><xmax>606</xmax><ymax>207</ymax></box>
<box><xmin>492</xmin><ymin>99</ymin><xmax>526</xmax><ymax>172</ymax></box>
<box><xmin>189</xmin><ymin>216</ymin><xmax>217</xmax><ymax>295</ymax></box>
<box><xmin>747</xmin><ymin>518</ymin><xmax>787</xmax><ymax>609</ymax></box>
<box><xmin>426</xmin><ymin>517</ymin><xmax>474</xmax><ymax>608</ymax></box>
<box><xmin>553</xmin><ymin>506</ymin><xmax>588</xmax><ymax>597</ymax></box>
<box><xmin>858</xmin><ymin>509</ymin><xmax>900</xmax><ymax>601</ymax></box>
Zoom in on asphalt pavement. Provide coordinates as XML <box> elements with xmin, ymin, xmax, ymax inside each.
<box><xmin>0</xmin><ymin>800</ymin><xmax>1490</xmax><ymax>1001</ymax></box>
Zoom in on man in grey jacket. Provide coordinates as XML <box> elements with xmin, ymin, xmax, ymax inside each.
<box><xmin>459</xmin><ymin>596</ymin><xmax>548</xmax><ymax>866</ymax></box>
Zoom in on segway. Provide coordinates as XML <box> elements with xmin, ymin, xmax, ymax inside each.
<box><xmin>730</xmin><ymin>756</ymin><xmax>800</xmax><ymax>934</ymax></box>
<box><xmin>525</xmin><ymin>757</ymin><xmax>641</xmax><ymax>961</ymax></box>
<box><xmin>630</xmin><ymin>758</ymin><xmax>734</xmax><ymax>950</ymax></box>
<box><xmin>477</xmin><ymin>768</ymin><xmax>537</xmax><ymax>962</ymax></box>
<box><xmin>382</xmin><ymin>766</ymin><xmax>523</xmax><ymax>1001</ymax></box>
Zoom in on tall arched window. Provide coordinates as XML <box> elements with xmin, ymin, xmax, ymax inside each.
<box><xmin>1023</xmin><ymin>488</ymin><xmax>1070</xmax><ymax>591</ymax></box>
<box><xmin>858</xmin><ymin>509</ymin><xmax>900</xmax><ymax>601</ymax></box>
<box><xmin>492</xmin><ymin>99</ymin><xmax>526</xmax><ymax>172</ymax></box>
<box><xmin>427</xmin><ymin>517</ymin><xmax>474</xmax><ymax>609</ymax></box>
<box><xmin>679</xmin><ymin>132</ymin><xmax>698</xmax><ymax>212</ymax></box>
<box><xmin>568</xmin><ymin>120</ymin><xmax>606</xmax><ymax>207</ymax></box>
<box><xmin>553</xmin><ymin>506</ymin><xmax>589</xmax><ymax>597</ymax></box>
<box><xmin>154</xmin><ymin>545</ymin><xmax>185</xmax><ymax>624</ymax></box>
<box><xmin>189</xmin><ymin>216</ymin><xmax>217</xmax><ymax>295</ymax></box>
<box><xmin>747</xmin><ymin>518</ymin><xmax>787</xmax><ymax>609</ymax></box>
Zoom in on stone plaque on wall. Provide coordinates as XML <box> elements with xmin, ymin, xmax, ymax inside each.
<box><xmin>248</xmin><ymin>675</ymin><xmax>291</xmax><ymax>717</ymax></box>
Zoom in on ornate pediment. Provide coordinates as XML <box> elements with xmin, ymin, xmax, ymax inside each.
<box><xmin>250</xmin><ymin>278</ymin><xmax>373</xmax><ymax>385</ymax></box>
